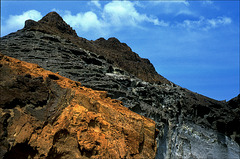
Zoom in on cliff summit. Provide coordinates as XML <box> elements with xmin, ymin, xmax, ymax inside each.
<box><xmin>24</xmin><ymin>11</ymin><xmax>78</xmax><ymax>37</ymax></box>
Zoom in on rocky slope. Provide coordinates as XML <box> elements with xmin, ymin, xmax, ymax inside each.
<box><xmin>23</xmin><ymin>12</ymin><xmax>170</xmax><ymax>84</ymax></box>
<box><xmin>0</xmin><ymin>53</ymin><xmax>157</xmax><ymax>158</ymax></box>
<box><xmin>0</xmin><ymin>12</ymin><xmax>239</xmax><ymax>158</ymax></box>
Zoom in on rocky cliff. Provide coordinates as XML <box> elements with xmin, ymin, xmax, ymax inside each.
<box><xmin>0</xmin><ymin>11</ymin><xmax>239</xmax><ymax>158</ymax></box>
<box><xmin>0</xmin><ymin>53</ymin><xmax>157</xmax><ymax>158</ymax></box>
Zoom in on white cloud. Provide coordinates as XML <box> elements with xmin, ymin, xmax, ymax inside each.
<box><xmin>200</xmin><ymin>0</ymin><xmax>220</xmax><ymax>10</ymax></box>
<box><xmin>88</xmin><ymin>0</ymin><xmax>101</xmax><ymax>8</ymax></box>
<box><xmin>176</xmin><ymin>16</ymin><xmax>232</xmax><ymax>31</ymax></box>
<box><xmin>175</xmin><ymin>9</ymin><xmax>194</xmax><ymax>16</ymax></box>
<box><xmin>1</xmin><ymin>10</ymin><xmax>42</xmax><ymax>36</ymax></box>
<box><xmin>151</xmin><ymin>0</ymin><xmax>189</xmax><ymax>6</ymax></box>
<box><xmin>63</xmin><ymin>11</ymin><xmax>106</xmax><ymax>32</ymax></box>
<box><xmin>102</xmin><ymin>1</ymin><xmax>167</xmax><ymax>27</ymax></box>
<box><xmin>207</xmin><ymin>16</ymin><xmax>232</xmax><ymax>27</ymax></box>
<box><xmin>61</xmin><ymin>1</ymin><xmax>168</xmax><ymax>37</ymax></box>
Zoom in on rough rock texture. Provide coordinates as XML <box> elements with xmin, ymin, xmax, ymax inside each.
<box><xmin>157</xmin><ymin>122</ymin><xmax>240</xmax><ymax>159</ymax></box>
<box><xmin>92</xmin><ymin>37</ymin><xmax>170</xmax><ymax>84</ymax></box>
<box><xmin>0</xmin><ymin>12</ymin><xmax>239</xmax><ymax>158</ymax></box>
<box><xmin>23</xmin><ymin>11</ymin><xmax>169</xmax><ymax>84</ymax></box>
<box><xmin>0</xmin><ymin>53</ymin><xmax>157</xmax><ymax>159</ymax></box>
<box><xmin>24</xmin><ymin>12</ymin><xmax>78</xmax><ymax>38</ymax></box>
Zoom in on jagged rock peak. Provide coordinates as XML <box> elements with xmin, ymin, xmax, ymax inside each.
<box><xmin>39</xmin><ymin>11</ymin><xmax>63</xmax><ymax>24</ymax></box>
<box><xmin>108</xmin><ymin>37</ymin><xmax>121</xmax><ymax>43</ymax></box>
<box><xmin>95</xmin><ymin>37</ymin><xmax>132</xmax><ymax>52</ymax></box>
<box><xmin>24</xmin><ymin>11</ymin><xmax>78</xmax><ymax>37</ymax></box>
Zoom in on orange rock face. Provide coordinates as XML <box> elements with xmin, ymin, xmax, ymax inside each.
<box><xmin>0</xmin><ymin>53</ymin><xmax>157</xmax><ymax>158</ymax></box>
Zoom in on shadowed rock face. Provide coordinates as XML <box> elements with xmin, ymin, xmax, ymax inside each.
<box><xmin>0</xmin><ymin>12</ymin><xmax>239</xmax><ymax>158</ymax></box>
<box><xmin>92</xmin><ymin>37</ymin><xmax>170</xmax><ymax>84</ymax></box>
<box><xmin>0</xmin><ymin>53</ymin><xmax>157</xmax><ymax>159</ymax></box>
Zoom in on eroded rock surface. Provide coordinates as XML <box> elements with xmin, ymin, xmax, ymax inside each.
<box><xmin>23</xmin><ymin>11</ymin><xmax>170</xmax><ymax>84</ymax></box>
<box><xmin>0</xmin><ymin>12</ymin><xmax>239</xmax><ymax>159</ymax></box>
<box><xmin>0</xmin><ymin>53</ymin><xmax>157</xmax><ymax>159</ymax></box>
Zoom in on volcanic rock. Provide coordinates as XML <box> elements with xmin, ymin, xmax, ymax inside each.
<box><xmin>93</xmin><ymin>37</ymin><xmax>170</xmax><ymax>84</ymax></box>
<box><xmin>24</xmin><ymin>12</ymin><xmax>78</xmax><ymax>37</ymax></box>
<box><xmin>0</xmin><ymin>53</ymin><xmax>157</xmax><ymax>158</ymax></box>
<box><xmin>23</xmin><ymin>12</ymin><xmax>170</xmax><ymax>84</ymax></box>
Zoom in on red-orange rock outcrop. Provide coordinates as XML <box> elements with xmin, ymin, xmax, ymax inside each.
<box><xmin>0</xmin><ymin>53</ymin><xmax>157</xmax><ymax>158</ymax></box>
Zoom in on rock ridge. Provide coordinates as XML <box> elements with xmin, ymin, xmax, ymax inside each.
<box><xmin>22</xmin><ymin>11</ymin><xmax>170</xmax><ymax>84</ymax></box>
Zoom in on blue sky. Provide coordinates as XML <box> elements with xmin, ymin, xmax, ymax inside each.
<box><xmin>1</xmin><ymin>0</ymin><xmax>239</xmax><ymax>101</ymax></box>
